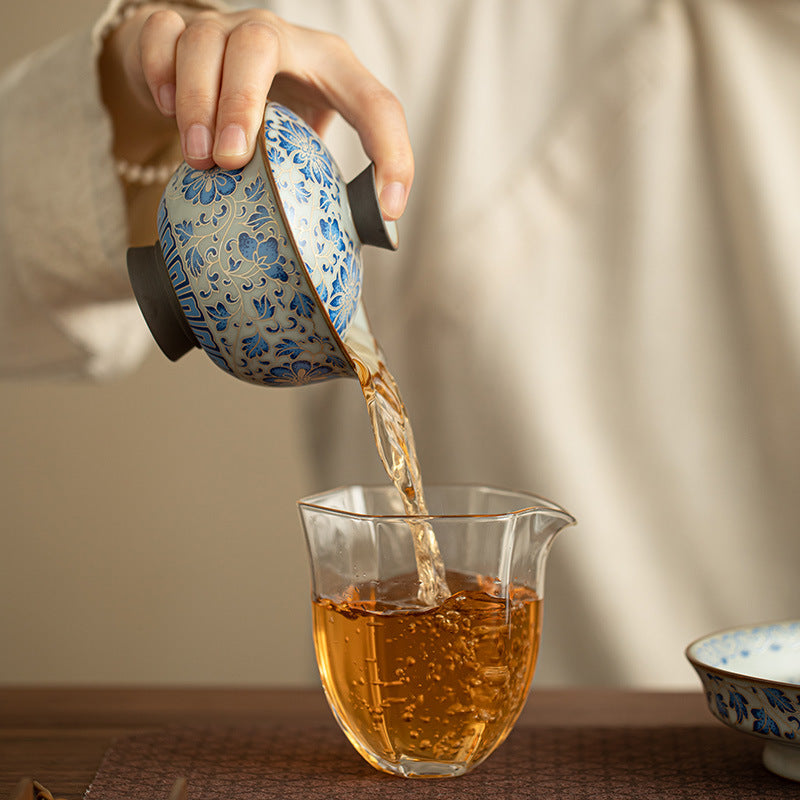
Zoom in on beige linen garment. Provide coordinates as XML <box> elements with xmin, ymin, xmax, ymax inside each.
<box><xmin>1</xmin><ymin>0</ymin><xmax>799</xmax><ymax>685</ymax></box>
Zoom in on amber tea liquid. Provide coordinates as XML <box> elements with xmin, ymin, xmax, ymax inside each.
<box><xmin>313</xmin><ymin>570</ymin><xmax>542</xmax><ymax>775</ymax></box>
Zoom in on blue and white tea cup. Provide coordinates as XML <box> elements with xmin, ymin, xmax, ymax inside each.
<box><xmin>127</xmin><ymin>102</ymin><xmax>398</xmax><ymax>387</ymax></box>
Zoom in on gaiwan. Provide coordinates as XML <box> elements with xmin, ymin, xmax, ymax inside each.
<box><xmin>127</xmin><ymin>102</ymin><xmax>398</xmax><ymax>387</ymax></box>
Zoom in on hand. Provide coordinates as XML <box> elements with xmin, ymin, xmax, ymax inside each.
<box><xmin>100</xmin><ymin>4</ymin><xmax>413</xmax><ymax>219</ymax></box>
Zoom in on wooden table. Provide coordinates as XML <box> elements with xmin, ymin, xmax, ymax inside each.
<box><xmin>0</xmin><ymin>688</ymin><xmax>715</xmax><ymax>799</ymax></box>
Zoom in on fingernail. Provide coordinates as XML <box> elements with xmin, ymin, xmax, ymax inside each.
<box><xmin>185</xmin><ymin>124</ymin><xmax>212</xmax><ymax>161</ymax></box>
<box><xmin>158</xmin><ymin>83</ymin><xmax>175</xmax><ymax>115</ymax></box>
<box><xmin>215</xmin><ymin>124</ymin><xmax>248</xmax><ymax>158</ymax></box>
<box><xmin>379</xmin><ymin>182</ymin><xmax>406</xmax><ymax>219</ymax></box>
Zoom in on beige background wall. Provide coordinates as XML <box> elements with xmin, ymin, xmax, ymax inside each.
<box><xmin>0</xmin><ymin>0</ymin><xmax>320</xmax><ymax>685</ymax></box>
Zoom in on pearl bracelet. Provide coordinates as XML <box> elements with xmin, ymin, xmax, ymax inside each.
<box><xmin>116</xmin><ymin>158</ymin><xmax>180</xmax><ymax>185</ymax></box>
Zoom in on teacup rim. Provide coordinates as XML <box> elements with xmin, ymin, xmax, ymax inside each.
<box><xmin>685</xmin><ymin>618</ymin><xmax>800</xmax><ymax>690</ymax></box>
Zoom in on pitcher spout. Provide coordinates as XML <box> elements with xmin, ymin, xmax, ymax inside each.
<box><xmin>500</xmin><ymin>494</ymin><xmax>576</xmax><ymax>601</ymax></box>
<box><xmin>534</xmin><ymin>504</ymin><xmax>576</xmax><ymax>543</ymax></box>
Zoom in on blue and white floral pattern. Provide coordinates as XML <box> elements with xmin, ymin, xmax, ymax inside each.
<box><xmin>157</xmin><ymin>102</ymin><xmax>362</xmax><ymax>386</ymax></box>
<box><xmin>687</xmin><ymin>621</ymin><xmax>800</xmax><ymax>747</ymax></box>
<box><xmin>181</xmin><ymin>168</ymin><xmax>242</xmax><ymax>205</ymax></box>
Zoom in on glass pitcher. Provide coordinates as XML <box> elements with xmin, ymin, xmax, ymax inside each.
<box><xmin>299</xmin><ymin>484</ymin><xmax>575</xmax><ymax>778</ymax></box>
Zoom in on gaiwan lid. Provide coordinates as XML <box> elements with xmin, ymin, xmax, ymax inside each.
<box><xmin>262</xmin><ymin>103</ymin><xmax>398</xmax><ymax>338</ymax></box>
<box><xmin>127</xmin><ymin>102</ymin><xmax>398</xmax><ymax>386</ymax></box>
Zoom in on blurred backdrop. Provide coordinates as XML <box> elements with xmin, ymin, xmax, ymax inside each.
<box><xmin>0</xmin><ymin>0</ymin><xmax>324</xmax><ymax>685</ymax></box>
<box><xmin>11</xmin><ymin>0</ymin><xmax>785</xmax><ymax>692</ymax></box>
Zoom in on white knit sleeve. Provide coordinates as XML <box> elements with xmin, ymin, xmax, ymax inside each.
<box><xmin>0</xmin><ymin>18</ymin><xmax>151</xmax><ymax>380</ymax></box>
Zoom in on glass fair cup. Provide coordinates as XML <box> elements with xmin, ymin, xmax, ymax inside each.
<box><xmin>298</xmin><ymin>485</ymin><xmax>575</xmax><ymax>778</ymax></box>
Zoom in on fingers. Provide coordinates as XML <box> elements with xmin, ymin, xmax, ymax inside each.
<box><xmin>175</xmin><ymin>15</ymin><xmax>229</xmax><ymax>169</ymax></box>
<box><xmin>135</xmin><ymin>9</ymin><xmax>414</xmax><ymax>218</ymax></box>
<box><xmin>170</xmin><ymin>13</ymin><xmax>282</xmax><ymax>171</ymax></box>
<box><xmin>138</xmin><ymin>9</ymin><xmax>185</xmax><ymax>117</ymax></box>
<box><xmin>213</xmin><ymin>19</ymin><xmax>280</xmax><ymax>169</ymax></box>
